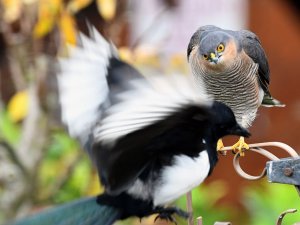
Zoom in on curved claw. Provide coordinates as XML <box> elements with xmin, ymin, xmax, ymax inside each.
<box><xmin>154</xmin><ymin>213</ymin><xmax>177</xmax><ymax>224</ymax></box>
<box><xmin>153</xmin><ymin>207</ymin><xmax>189</xmax><ymax>224</ymax></box>
<box><xmin>231</xmin><ymin>136</ymin><xmax>249</xmax><ymax>156</ymax></box>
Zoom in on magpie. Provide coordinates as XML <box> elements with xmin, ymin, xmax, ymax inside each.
<box><xmin>57</xmin><ymin>27</ymin><xmax>250</xmax><ymax>224</ymax></box>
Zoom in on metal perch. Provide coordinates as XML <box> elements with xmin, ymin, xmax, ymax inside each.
<box><xmin>186</xmin><ymin>141</ymin><xmax>300</xmax><ymax>225</ymax></box>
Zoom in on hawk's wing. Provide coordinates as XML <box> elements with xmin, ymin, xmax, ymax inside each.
<box><xmin>239</xmin><ymin>30</ymin><xmax>270</xmax><ymax>95</ymax></box>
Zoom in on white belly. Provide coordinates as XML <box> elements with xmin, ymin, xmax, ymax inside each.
<box><xmin>153</xmin><ymin>151</ymin><xmax>210</xmax><ymax>206</ymax></box>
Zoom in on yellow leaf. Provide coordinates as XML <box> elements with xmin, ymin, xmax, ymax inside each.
<box><xmin>67</xmin><ymin>0</ymin><xmax>93</xmax><ymax>14</ymax></box>
<box><xmin>22</xmin><ymin>0</ymin><xmax>38</xmax><ymax>4</ymax></box>
<box><xmin>1</xmin><ymin>0</ymin><xmax>22</xmax><ymax>22</ymax></box>
<box><xmin>33</xmin><ymin>0</ymin><xmax>62</xmax><ymax>38</ymax></box>
<box><xmin>133</xmin><ymin>46</ymin><xmax>161</xmax><ymax>68</ymax></box>
<box><xmin>8</xmin><ymin>90</ymin><xmax>29</xmax><ymax>122</ymax></box>
<box><xmin>118</xmin><ymin>47</ymin><xmax>134</xmax><ymax>64</ymax></box>
<box><xmin>96</xmin><ymin>0</ymin><xmax>116</xmax><ymax>21</ymax></box>
<box><xmin>33</xmin><ymin>17</ymin><xmax>55</xmax><ymax>38</ymax></box>
<box><xmin>59</xmin><ymin>12</ymin><xmax>77</xmax><ymax>45</ymax></box>
<box><xmin>168</xmin><ymin>53</ymin><xmax>188</xmax><ymax>74</ymax></box>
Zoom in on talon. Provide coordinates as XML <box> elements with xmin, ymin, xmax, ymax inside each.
<box><xmin>153</xmin><ymin>207</ymin><xmax>187</xmax><ymax>224</ymax></box>
<box><xmin>231</xmin><ymin>136</ymin><xmax>249</xmax><ymax>156</ymax></box>
<box><xmin>154</xmin><ymin>213</ymin><xmax>176</xmax><ymax>224</ymax></box>
<box><xmin>217</xmin><ymin>139</ymin><xmax>227</xmax><ymax>155</ymax></box>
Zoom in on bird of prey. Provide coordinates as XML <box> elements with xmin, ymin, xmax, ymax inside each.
<box><xmin>187</xmin><ymin>25</ymin><xmax>284</xmax><ymax>155</ymax></box>
<box><xmin>57</xmin><ymin>27</ymin><xmax>249</xmax><ymax>223</ymax></box>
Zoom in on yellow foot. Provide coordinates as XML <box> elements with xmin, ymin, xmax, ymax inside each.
<box><xmin>231</xmin><ymin>137</ymin><xmax>249</xmax><ymax>156</ymax></box>
<box><xmin>217</xmin><ymin>139</ymin><xmax>226</xmax><ymax>155</ymax></box>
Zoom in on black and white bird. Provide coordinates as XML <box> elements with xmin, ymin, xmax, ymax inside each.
<box><xmin>57</xmin><ymin>27</ymin><xmax>250</xmax><ymax>224</ymax></box>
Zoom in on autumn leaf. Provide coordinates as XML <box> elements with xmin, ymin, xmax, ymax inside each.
<box><xmin>33</xmin><ymin>18</ymin><xmax>56</xmax><ymax>38</ymax></box>
<box><xmin>59</xmin><ymin>11</ymin><xmax>77</xmax><ymax>45</ymax></box>
<box><xmin>1</xmin><ymin>0</ymin><xmax>22</xmax><ymax>22</ymax></box>
<box><xmin>67</xmin><ymin>0</ymin><xmax>93</xmax><ymax>14</ymax></box>
<box><xmin>168</xmin><ymin>53</ymin><xmax>189</xmax><ymax>74</ymax></box>
<box><xmin>96</xmin><ymin>0</ymin><xmax>116</xmax><ymax>21</ymax></box>
<box><xmin>33</xmin><ymin>0</ymin><xmax>62</xmax><ymax>38</ymax></box>
<box><xmin>118</xmin><ymin>47</ymin><xmax>134</xmax><ymax>64</ymax></box>
<box><xmin>7</xmin><ymin>90</ymin><xmax>29</xmax><ymax>122</ymax></box>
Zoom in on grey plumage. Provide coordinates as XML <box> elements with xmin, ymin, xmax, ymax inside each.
<box><xmin>187</xmin><ymin>25</ymin><xmax>284</xmax><ymax>128</ymax></box>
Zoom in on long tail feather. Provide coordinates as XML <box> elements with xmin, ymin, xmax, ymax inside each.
<box><xmin>8</xmin><ymin>197</ymin><xmax>121</xmax><ymax>225</ymax></box>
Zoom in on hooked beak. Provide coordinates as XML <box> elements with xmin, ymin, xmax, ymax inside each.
<box><xmin>209</xmin><ymin>52</ymin><xmax>219</xmax><ymax>64</ymax></box>
<box><xmin>229</xmin><ymin>124</ymin><xmax>251</xmax><ymax>138</ymax></box>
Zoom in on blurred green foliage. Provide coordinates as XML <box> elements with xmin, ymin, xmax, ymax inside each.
<box><xmin>176</xmin><ymin>181</ymin><xmax>234</xmax><ymax>225</ymax></box>
<box><xmin>0</xmin><ymin>109</ymin><xmax>21</xmax><ymax>146</ymax></box>
<box><xmin>244</xmin><ymin>182</ymin><xmax>300</xmax><ymax>225</ymax></box>
<box><xmin>38</xmin><ymin>131</ymin><xmax>94</xmax><ymax>203</ymax></box>
<box><xmin>0</xmin><ymin>107</ymin><xmax>98</xmax><ymax>207</ymax></box>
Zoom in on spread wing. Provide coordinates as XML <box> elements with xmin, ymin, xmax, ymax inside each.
<box><xmin>239</xmin><ymin>30</ymin><xmax>270</xmax><ymax>95</ymax></box>
<box><xmin>58</xmin><ymin>26</ymin><xmax>213</xmax><ymax>196</ymax></box>
<box><xmin>93</xmin><ymin>74</ymin><xmax>212</xmax><ymax>195</ymax></box>
<box><xmin>57</xmin><ymin>27</ymin><xmax>143</xmax><ymax>151</ymax></box>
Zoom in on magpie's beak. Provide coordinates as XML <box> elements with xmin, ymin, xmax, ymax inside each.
<box><xmin>230</xmin><ymin>124</ymin><xmax>251</xmax><ymax>138</ymax></box>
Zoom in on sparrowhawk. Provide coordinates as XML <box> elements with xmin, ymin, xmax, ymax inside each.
<box><xmin>187</xmin><ymin>25</ymin><xmax>284</xmax><ymax>155</ymax></box>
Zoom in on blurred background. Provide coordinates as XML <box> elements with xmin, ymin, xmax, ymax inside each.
<box><xmin>0</xmin><ymin>0</ymin><xmax>300</xmax><ymax>224</ymax></box>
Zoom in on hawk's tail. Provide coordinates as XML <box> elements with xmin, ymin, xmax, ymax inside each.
<box><xmin>261</xmin><ymin>94</ymin><xmax>285</xmax><ymax>107</ymax></box>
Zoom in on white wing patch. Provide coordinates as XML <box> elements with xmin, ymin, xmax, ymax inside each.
<box><xmin>57</xmin><ymin>27</ymin><xmax>113</xmax><ymax>143</ymax></box>
<box><xmin>94</xmin><ymin>74</ymin><xmax>212</xmax><ymax>144</ymax></box>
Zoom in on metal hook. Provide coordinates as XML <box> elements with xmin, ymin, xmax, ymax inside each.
<box><xmin>277</xmin><ymin>209</ymin><xmax>297</xmax><ymax>225</ymax></box>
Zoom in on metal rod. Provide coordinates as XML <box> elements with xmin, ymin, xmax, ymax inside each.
<box><xmin>186</xmin><ymin>191</ymin><xmax>194</xmax><ymax>225</ymax></box>
<box><xmin>276</xmin><ymin>209</ymin><xmax>297</xmax><ymax>225</ymax></box>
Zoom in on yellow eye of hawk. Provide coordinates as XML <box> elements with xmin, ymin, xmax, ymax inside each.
<box><xmin>203</xmin><ymin>54</ymin><xmax>208</xmax><ymax>60</ymax></box>
<box><xmin>217</xmin><ymin>44</ymin><xmax>225</xmax><ymax>52</ymax></box>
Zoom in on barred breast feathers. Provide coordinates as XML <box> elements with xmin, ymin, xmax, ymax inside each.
<box><xmin>190</xmin><ymin>49</ymin><xmax>261</xmax><ymax>128</ymax></box>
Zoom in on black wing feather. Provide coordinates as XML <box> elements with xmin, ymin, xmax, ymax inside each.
<box><xmin>92</xmin><ymin>105</ymin><xmax>212</xmax><ymax>195</ymax></box>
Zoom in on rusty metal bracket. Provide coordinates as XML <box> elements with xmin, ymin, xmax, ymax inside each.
<box><xmin>221</xmin><ymin>142</ymin><xmax>300</xmax><ymax>195</ymax></box>
<box><xmin>267</xmin><ymin>157</ymin><xmax>300</xmax><ymax>194</ymax></box>
<box><xmin>186</xmin><ymin>141</ymin><xmax>300</xmax><ymax>225</ymax></box>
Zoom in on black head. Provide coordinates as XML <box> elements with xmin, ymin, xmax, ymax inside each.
<box><xmin>208</xmin><ymin>101</ymin><xmax>250</xmax><ymax>140</ymax></box>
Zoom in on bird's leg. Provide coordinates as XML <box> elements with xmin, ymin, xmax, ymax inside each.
<box><xmin>231</xmin><ymin>136</ymin><xmax>249</xmax><ymax>156</ymax></box>
<box><xmin>217</xmin><ymin>138</ymin><xmax>226</xmax><ymax>155</ymax></box>
<box><xmin>153</xmin><ymin>206</ymin><xmax>189</xmax><ymax>224</ymax></box>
